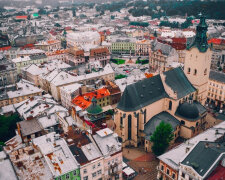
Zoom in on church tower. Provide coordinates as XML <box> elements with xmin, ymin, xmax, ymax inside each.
<box><xmin>184</xmin><ymin>14</ymin><xmax>212</xmax><ymax>104</ymax></box>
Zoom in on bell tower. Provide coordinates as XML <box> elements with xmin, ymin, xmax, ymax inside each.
<box><xmin>184</xmin><ymin>14</ymin><xmax>212</xmax><ymax>105</ymax></box>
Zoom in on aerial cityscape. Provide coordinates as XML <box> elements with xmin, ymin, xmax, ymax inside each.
<box><xmin>0</xmin><ymin>0</ymin><xmax>224</xmax><ymax>180</ymax></box>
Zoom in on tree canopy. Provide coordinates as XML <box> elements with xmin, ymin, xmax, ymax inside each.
<box><xmin>0</xmin><ymin>113</ymin><xmax>21</xmax><ymax>143</ymax></box>
<box><xmin>150</xmin><ymin>121</ymin><xmax>174</xmax><ymax>156</ymax></box>
<box><xmin>129</xmin><ymin>21</ymin><xmax>149</xmax><ymax>27</ymax></box>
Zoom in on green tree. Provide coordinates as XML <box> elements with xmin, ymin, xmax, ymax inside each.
<box><xmin>150</xmin><ymin>121</ymin><xmax>174</xmax><ymax>156</ymax></box>
<box><xmin>0</xmin><ymin>114</ymin><xmax>21</xmax><ymax>142</ymax></box>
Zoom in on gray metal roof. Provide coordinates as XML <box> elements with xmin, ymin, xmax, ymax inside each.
<box><xmin>151</xmin><ymin>40</ymin><xmax>173</xmax><ymax>56</ymax></box>
<box><xmin>117</xmin><ymin>75</ymin><xmax>168</xmax><ymax>112</ymax></box>
<box><xmin>181</xmin><ymin>141</ymin><xmax>225</xmax><ymax>177</ymax></box>
<box><xmin>164</xmin><ymin>67</ymin><xmax>196</xmax><ymax>99</ymax></box>
<box><xmin>144</xmin><ymin>111</ymin><xmax>180</xmax><ymax>136</ymax></box>
<box><xmin>117</xmin><ymin>67</ymin><xmax>196</xmax><ymax>112</ymax></box>
<box><xmin>19</xmin><ymin>119</ymin><xmax>42</xmax><ymax>136</ymax></box>
<box><xmin>30</xmin><ymin>53</ymin><xmax>47</xmax><ymax>60</ymax></box>
<box><xmin>209</xmin><ymin>70</ymin><xmax>225</xmax><ymax>84</ymax></box>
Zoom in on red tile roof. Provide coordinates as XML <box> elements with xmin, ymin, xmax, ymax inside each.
<box><xmin>16</xmin><ymin>16</ymin><xmax>28</xmax><ymax>20</ymax></box>
<box><xmin>72</xmin><ymin>88</ymin><xmax>110</xmax><ymax>110</ymax></box>
<box><xmin>208</xmin><ymin>38</ymin><xmax>222</xmax><ymax>44</ymax></box>
<box><xmin>0</xmin><ymin>46</ymin><xmax>11</xmax><ymax>51</ymax></box>
<box><xmin>207</xmin><ymin>164</ymin><xmax>225</xmax><ymax>180</ymax></box>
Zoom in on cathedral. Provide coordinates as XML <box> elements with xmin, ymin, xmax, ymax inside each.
<box><xmin>114</xmin><ymin>15</ymin><xmax>212</xmax><ymax>151</ymax></box>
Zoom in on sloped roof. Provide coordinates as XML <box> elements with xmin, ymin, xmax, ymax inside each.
<box><xmin>181</xmin><ymin>141</ymin><xmax>225</xmax><ymax>178</ymax></box>
<box><xmin>209</xmin><ymin>70</ymin><xmax>225</xmax><ymax>83</ymax></box>
<box><xmin>151</xmin><ymin>40</ymin><xmax>173</xmax><ymax>56</ymax></box>
<box><xmin>164</xmin><ymin>67</ymin><xmax>196</xmax><ymax>99</ymax></box>
<box><xmin>144</xmin><ymin>111</ymin><xmax>180</xmax><ymax>136</ymax></box>
<box><xmin>117</xmin><ymin>67</ymin><xmax>195</xmax><ymax>112</ymax></box>
<box><xmin>117</xmin><ymin>74</ymin><xmax>167</xmax><ymax>112</ymax></box>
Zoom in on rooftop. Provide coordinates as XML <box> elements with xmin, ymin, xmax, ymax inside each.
<box><xmin>9</xmin><ymin>145</ymin><xmax>53</xmax><ymax>180</ymax></box>
<box><xmin>181</xmin><ymin>141</ymin><xmax>225</xmax><ymax>178</ymax></box>
<box><xmin>7</xmin><ymin>79</ymin><xmax>43</xmax><ymax>99</ymax></box>
<box><xmin>72</xmin><ymin>88</ymin><xmax>110</xmax><ymax>110</ymax></box>
<box><xmin>0</xmin><ymin>151</ymin><xmax>17</xmax><ymax>180</ymax></box>
<box><xmin>33</xmin><ymin>132</ymin><xmax>80</xmax><ymax>178</ymax></box>
<box><xmin>158</xmin><ymin>121</ymin><xmax>225</xmax><ymax>171</ymax></box>
<box><xmin>117</xmin><ymin>67</ymin><xmax>196</xmax><ymax>112</ymax></box>
<box><xmin>93</xmin><ymin>128</ymin><xmax>122</xmax><ymax>156</ymax></box>
<box><xmin>60</xmin><ymin>83</ymin><xmax>82</xmax><ymax>95</ymax></box>
<box><xmin>209</xmin><ymin>70</ymin><xmax>225</xmax><ymax>84</ymax></box>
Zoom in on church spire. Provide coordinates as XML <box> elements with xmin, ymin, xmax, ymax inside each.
<box><xmin>194</xmin><ymin>13</ymin><xmax>209</xmax><ymax>53</ymax></box>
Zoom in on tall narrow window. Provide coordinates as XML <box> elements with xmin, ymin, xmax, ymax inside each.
<box><xmin>169</xmin><ymin>100</ymin><xmax>172</xmax><ymax>110</ymax></box>
<box><xmin>144</xmin><ymin>110</ymin><xmax>146</xmax><ymax>124</ymax></box>
<box><xmin>120</xmin><ymin>116</ymin><xmax>123</xmax><ymax>127</ymax></box>
<box><xmin>128</xmin><ymin>115</ymin><xmax>132</xmax><ymax>140</ymax></box>
<box><xmin>204</xmin><ymin>68</ymin><xmax>207</xmax><ymax>75</ymax></box>
<box><xmin>187</xmin><ymin>68</ymin><xmax>191</xmax><ymax>74</ymax></box>
<box><xmin>137</xmin><ymin>113</ymin><xmax>139</xmax><ymax>137</ymax></box>
<box><xmin>194</xmin><ymin>69</ymin><xmax>197</xmax><ymax>75</ymax></box>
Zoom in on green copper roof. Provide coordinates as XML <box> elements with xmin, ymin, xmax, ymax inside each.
<box><xmin>86</xmin><ymin>97</ymin><xmax>103</xmax><ymax>115</ymax></box>
<box><xmin>33</xmin><ymin>13</ymin><xmax>39</xmax><ymax>17</ymax></box>
<box><xmin>189</xmin><ymin>14</ymin><xmax>209</xmax><ymax>53</ymax></box>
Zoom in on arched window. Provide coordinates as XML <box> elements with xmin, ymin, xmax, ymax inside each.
<box><xmin>194</xmin><ymin>69</ymin><xmax>197</xmax><ymax>75</ymax></box>
<box><xmin>128</xmin><ymin>115</ymin><xmax>132</xmax><ymax>140</ymax></box>
<box><xmin>137</xmin><ymin>113</ymin><xmax>139</xmax><ymax>137</ymax></box>
<box><xmin>169</xmin><ymin>100</ymin><xmax>172</xmax><ymax>110</ymax></box>
<box><xmin>120</xmin><ymin>116</ymin><xmax>123</xmax><ymax>127</ymax></box>
<box><xmin>187</xmin><ymin>68</ymin><xmax>191</xmax><ymax>74</ymax></box>
<box><xmin>144</xmin><ymin>109</ymin><xmax>146</xmax><ymax>124</ymax></box>
<box><xmin>204</xmin><ymin>68</ymin><xmax>207</xmax><ymax>75</ymax></box>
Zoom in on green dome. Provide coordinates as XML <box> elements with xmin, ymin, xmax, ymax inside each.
<box><xmin>86</xmin><ymin>97</ymin><xmax>103</xmax><ymax>115</ymax></box>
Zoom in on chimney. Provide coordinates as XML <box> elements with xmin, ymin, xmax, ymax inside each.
<box><xmin>79</xmin><ymin>87</ymin><xmax>82</xmax><ymax>96</ymax></box>
<box><xmin>77</xmin><ymin>141</ymin><xmax>81</xmax><ymax>148</ymax></box>
<box><xmin>185</xmin><ymin>147</ymin><xmax>190</xmax><ymax>153</ymax></box>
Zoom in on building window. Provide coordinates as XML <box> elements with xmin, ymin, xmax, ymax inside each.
<box><xmin>92</xmin><ymin>172</ymin><xmax>96</xmax><ymax>178</ymax></box>
<box><xmin>194</xmin><ymin>69</ymin><xmax>197</xmax><ymax>75</ymax></box>
<box><xmin>83</xmin><ymin>176</ymin><xmax>88</xmax><ymax>180</ymax></box>
<box><xmin>120</xmin><ymin>117</ymin><xmax>123</xmax><ymax>126</ymax></box>
<box><xmin>128</xmin><ymin>115</ymin><xmax>132</xmax><ymax>140</ymax></box>
<box><xmin>83</xmin><ymin>169</ymin><xmax>87</xmax><ymax>174</ymax></box>
<box><xmin>66</xmin><ymin>174</ymin><xmax>70</xmax><ymax>179</ymax></box>
<box><xmin>98</xmin><ymin>162</ymin><xmax>101</xmax><ymax>167</ymax></box>
<box><xmin>73</xmin><ymin>170</ymin><xmax>77</xmax><ymax>176</ymax></box>
<box><xmin>161</xmin><ymin>165</ymin><xmax>164</xmax><ymax>171</ymax></box>
<box><xmin>97</xmin><ymin>170</ymin><xmax>102</xmax><ymax>175</ymax></box>
<box><xmin>187</xmin><ymin>68</ymin><xmax>191</xmax><ymax>74</ymax></box>
<box><xmin>172</xmin><ymin>173</ymin><xmax>175</xmax><ymax>179</ymax></box>
<box><xmin>204</xmin><ymin>68</ymin><xmax>207</xmax><ymax>75</ymax></box>
<box><xmin>166</xmin><ymin>169</ymin><xmax>170</xmax><ymax>175</ymax></box>
<box><xmin>169</xmin><ymin>100</ymin><xmax>172</xmax><ymax>110</ymax></box>
<box><xmin>93</xmin><ymin>165</ymin><xmax>96</xmax><ymax>169</ymax></box>
<box><xmin>144</xmin><ymin>110</ymin><xmax>146</xmax><ymax>124</ymax></box>
<box><xmin>181</xmin><ymin>120</ymin><xmax>185</xmax><ymax>125</ymax></box>
<box><xmin>182</xmin><ymin>172</ymin><xmax>185</xmax><ymax>178</ymax></box>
